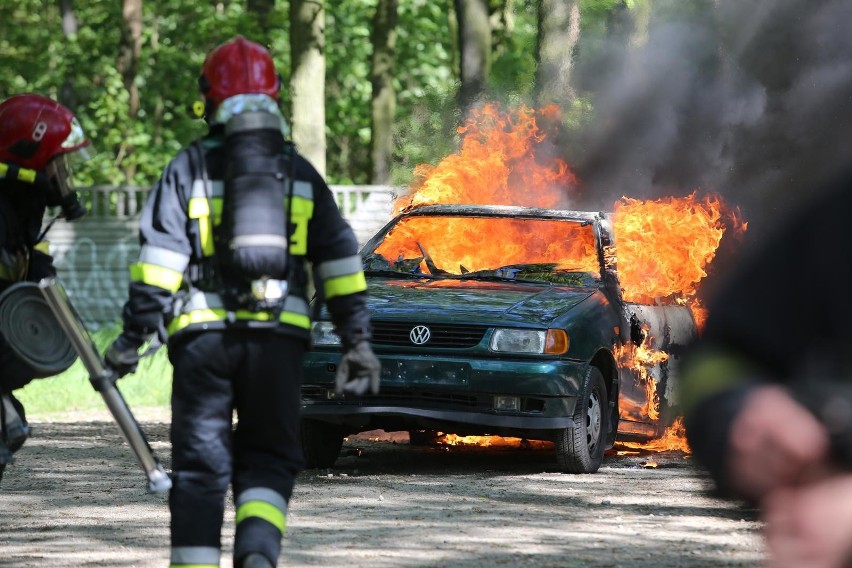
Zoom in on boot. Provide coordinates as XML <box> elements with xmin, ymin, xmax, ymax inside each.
<box><xmin>240</xmin><ymin>552</ymin><xmax>274</xmax><ymax>568</ymax></box>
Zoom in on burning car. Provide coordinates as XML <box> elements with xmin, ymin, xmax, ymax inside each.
<box><xmin>300</xmin><ymin>203</ymin><xmax>698</xmax><ymax>473</ymax></box>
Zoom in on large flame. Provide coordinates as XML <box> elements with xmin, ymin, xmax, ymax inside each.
<box><xmin>375</xmin><ymin>216</ymin><xmax>600</xmax><ymax>275</ymax></box>
<box><xmin>613</xmin><ymin>194</ymin><xmax>746</xmax><ymax>328</ymax></box>
<box><xmin>394</xmin><ymin>103</ymin><xmax>576</xmax><ymax>214</ymax></box>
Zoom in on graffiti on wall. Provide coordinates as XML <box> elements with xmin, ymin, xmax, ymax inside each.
<box><xmin>54</xmin><ymin>237</ymin><xmax>139</xmax><ymax>329</ymax></box>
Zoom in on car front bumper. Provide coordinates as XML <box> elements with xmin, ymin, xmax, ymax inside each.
<box><xmin>301</xmin><ymin>350</ymin><xmax>590</xmax><ymax>433</ymax></box>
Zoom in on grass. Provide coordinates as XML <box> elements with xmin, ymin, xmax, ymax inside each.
<box><xmin>15</xmin><ymin>323</ymin><xmax>173</xmax><ymax>418</ymax></box>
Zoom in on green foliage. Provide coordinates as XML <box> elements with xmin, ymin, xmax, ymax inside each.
<box><xmin>0</xmin><ymin>0</ymin><xmax>642</xmax><ymax>190</ymax></box>
<box><xmin>15</xmin><ymin>324</ymin><xmax>173</xmax><ymax>417</ymax></box>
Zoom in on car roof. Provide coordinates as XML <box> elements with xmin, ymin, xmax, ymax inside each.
<box><xmin>396</xmin><ymin>204</ymin><xmax>605</xmax><ymax>223</ymax></box>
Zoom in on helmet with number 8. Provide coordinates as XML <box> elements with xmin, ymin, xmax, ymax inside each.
<box><xmin>0</xmin><ymin>94</ymin><xmax>89</xmax><ymax>171</ymax></box>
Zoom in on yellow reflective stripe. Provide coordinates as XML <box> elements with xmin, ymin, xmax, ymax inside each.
<box><xmin>0</xmin><ymin>163</ymin><xmax>8</xmax><ymax>177</ymax></box>
<box><xmin>212</xmin><ymin>198</ymin><xmax>223</xmax><ymax>225</ymax></box>
<box><xmin>168</xmin><ymin>564</ymin><xmax>218</xmax><ymax>568</ymax></box>
<box><xmin>33</xmin><ymin>241</ymin><xmax>50</xmax><ymax>254</ymax></box>
<box><xmin>289</xmin><ymin>195</ymin><xmax>314</xmax><ymax>255</ymax></box>
<box><xmin>188</xmin><ymin>197</ymin><xmax>215</xmax><ymax>256</ymax></box>
<box><xmin>167</xmin><ymin>308</ymin><xmax>311</xmax><ymax>334</ymax></box>
<box><xmin>323</xmin><ymin>271</ymin><xmax>367</xmax><ymax>300</ymax></box>
<box><xmin>679</xmin><ymin>352</ymin><xmax>754</xmax><ymax>415</ymax></box>
<box><xmin>130</xmin><ymin>262</ymin><xmax>183</xmax><ymax>293</ymax></box>
<box><xmin>17</xmin><ymin>168</ymin><xmax>36</xmax><ymax>183</ymax></box>
<box><xmin>236</xmin><ymin>500</ymin><xmax>287</xmax><ymax>533</ymax></box>
<box><xmin>279</xmin><ymin>311</ymin><xmax>310</xmax><ymax>329</ymax></box>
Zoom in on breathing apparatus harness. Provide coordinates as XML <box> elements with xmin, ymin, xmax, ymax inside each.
<box><xmin>190</xmin><ymin>109</ymin><xmax>297</xmax><ymax>317</ymax></box>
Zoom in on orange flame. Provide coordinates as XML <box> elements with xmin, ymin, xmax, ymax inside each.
<box><xmin>614</xmin><ymin>339</ymin><xmax>670</xmax><ymax>422</ymax></box>
<box><xmin>394</xmin><ymin>103</ymin><xmax>576</xmax><ymax>215</ymax></box>
<box><xmin>375</xmin><ymin>215</ymin><xmax>600</xmax><ymax>275</ymax></box>
<box><xmin>620</xmin><ymin>417</ymin><xmax>692</xmax><ymax>453</ymax></box>
<box><xmin>612</xmin><ymin>194</ymin><xmax>746</xmax><ymax>329</ymax></box>
<box><xmin>434</xmin><ymin>433</ymin><xmax>553</xmax><ymax>449</ymax></box>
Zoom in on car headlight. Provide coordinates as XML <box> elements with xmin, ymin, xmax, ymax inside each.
<box><xmin>489</xmin><ymin>328</ymin><xmax>569</xmax><ymax>354</ymax></box>
<box><xmin>311</xmin><ymin>321</ymin><xmax>341</xmax><ymax>346</ymax></box>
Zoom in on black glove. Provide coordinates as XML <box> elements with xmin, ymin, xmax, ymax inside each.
<box><xmin>104</xmin><ymin>330</ymin><xmax>146</xmax><ymax>379</ymax></box>
<box><xmin>335</xmin><ymin>341</ymin><xmax>381</xmax><ymax>396</ymax></box>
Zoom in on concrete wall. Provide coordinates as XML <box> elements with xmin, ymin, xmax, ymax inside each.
<box><xmin>44</xmin><ymin>185</ymin><xmax>398</xmax><ymax>328</ymax></box>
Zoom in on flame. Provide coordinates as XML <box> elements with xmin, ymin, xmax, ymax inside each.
<box><xmin>433</xmin><ymin>433</ymin><xmax>554</xmax><ymax>449</ymax></box>
<box><xmin>620</xmin><ymin>417</ymin><xmax>692</xmax><ymax>453</ymax></box>
<box><xmin>612</xmin><ymin>194</ymin><xmax>746</xmax><ymax>329</ymax></box>
<box><xmin>614</xmin><ymin>333</ymin><xmax>670</xmax><ymax>421</ymax></box>
<box><xmin>395</xmin><ymin>103</ymin><xmax>576</xmax><ymax>215</ymax></box>
<box><xmin>375</xmin><ymin>216</ymin><xmax>600</xmax><ymax>275</ymax></box>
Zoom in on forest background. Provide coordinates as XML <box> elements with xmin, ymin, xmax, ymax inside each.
<box><xmin>3</xmin><ymin>0</ymin><xmax>851</xmax><ymax>238</ymax></box>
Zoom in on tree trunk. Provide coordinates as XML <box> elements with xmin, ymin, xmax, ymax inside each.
<box><xmin>454</xmin><ymin>0</ymin><xmax>491</xmax><ymax>116</ymax></box>
<box><xmin>535</xmin><ymin>0</ymin><xmax>580</xmax><ymax>108</ymax></box>
<box><xmin>290</xmin><ymin>0</ymin><xmax>327</xmax><ymax>177</ymax></box>
<box><xmin>117</xmin><ymin>0</ymin><xmax>142</xmax><ymax>183</ymax></box>
<box><xmin>370</xmin><ymin>0</ymin><xmax>398</xmax><ymax>185</ymax></box>
<box><xmin>247</xmin><ymin>0</ymin><xmax>275</xmax><ymax>37</ymax></box>
<box><xmin>59</xmin><ymin>0</ymin><xmax>78</xmax><ymax>109</ymax></box>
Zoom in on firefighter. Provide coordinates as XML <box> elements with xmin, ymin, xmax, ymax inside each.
<box><xmin>680</xmin><ymin>166</ymin><xmax>852</xmax><ymax>568</ymax></box>
<box><xmin>0</xmin><ymin>94</ymin><xmax>90</xmax><ymax>483</ymax></box>
<box><xmin>104</xmin><ymin>36</ymin><xmax>380</xmax><ymax>568</ymax></box>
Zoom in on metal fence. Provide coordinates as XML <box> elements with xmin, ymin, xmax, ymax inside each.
<box><xmin>46</xmin><ymin>185</ymin><xmax>399</xmax><ymax>328</ymax></box>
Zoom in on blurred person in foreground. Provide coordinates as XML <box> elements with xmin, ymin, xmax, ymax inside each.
<box><xmin>680</xmin><ymin>165</ymin><xmax>852</xmax><ymax>568</ymax></box>
<box><xmin>104</xmin><ymin>36</ymin><xmax>380</xmax><ymax>568</ymax></box>
<box><xmin>0</xmin><ymin>94</ymin><xmax>90</xmax><ymax>484</ymax></box>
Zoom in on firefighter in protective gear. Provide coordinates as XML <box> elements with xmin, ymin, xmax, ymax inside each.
<box><xmin>0</xmin><ymin>93</ymin><xmax>91</xmax><ymax>483</ymax></box>
<box><xmin>105</xmin><ymin>36</ymin><xmax>380</xmax><ymax>568</ymax></box>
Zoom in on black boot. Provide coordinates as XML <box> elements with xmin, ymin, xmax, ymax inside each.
<box><xmin>239</xmin><ymin>552</ymin><xmax>273</xmax><ymax>568</ymax></box>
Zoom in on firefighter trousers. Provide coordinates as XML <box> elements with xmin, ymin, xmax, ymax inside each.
<box><xmin>167</xmin><ymin>329</ymin><xmax>305</xmax><ymax>567</ymax></box>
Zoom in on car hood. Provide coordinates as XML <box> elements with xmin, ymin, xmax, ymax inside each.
<box><xmin>363</xmin><ymin>277</ymin><xmax>595</xmax><ymax>327</ymax></box>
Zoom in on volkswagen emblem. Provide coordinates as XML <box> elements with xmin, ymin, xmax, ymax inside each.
<box><xmin>409</xmin><ymin>325</ymin><xmax>431</xmax><ymax>345</ymax></box>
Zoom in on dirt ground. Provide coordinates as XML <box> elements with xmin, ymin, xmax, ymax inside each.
<box><xmin>0</xmin><ymin>410</ymin><xmax>764</xmax><ymax>568</ymax></box>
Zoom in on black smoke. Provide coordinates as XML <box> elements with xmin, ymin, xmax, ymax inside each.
<box><xmin>569</xmin><ymin>0</ymin><xmax>852</xmax><ymax>246</ymax></box>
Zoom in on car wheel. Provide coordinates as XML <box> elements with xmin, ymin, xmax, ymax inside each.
<box><xmin>300</xmin><ymin>419</ymin><xmax>344</xmax><ymax>469</ymax></box>
<box><xmin>408</xmin><ymin>429</ymin><xmax>439</xmax><ymax>446</ymax></box>
<box><xmin>555</xmin><ymin>366</ymin><xmax>608</xmax><ymax>474</ymax></box>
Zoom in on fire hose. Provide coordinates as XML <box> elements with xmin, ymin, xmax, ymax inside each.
<box><xmin>36</xmin><ymin>278</ymin><xmax>172</xmax><ymax>494</ymax></box>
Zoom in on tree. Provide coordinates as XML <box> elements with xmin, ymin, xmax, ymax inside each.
<box><xmin>454</xmin><ymin>0</ymin><xmax>491</xmax><ymax>116</ymax></box>
<box><xmin>247</xmin><ymin>0</ymin><xmax>275</xmax><ymax>36</ymax></box>
<box><xmin>535</xmin><ymin>0</ymin><xmax>581</xmax><ymax>108</ymax></box>
<box><xmin>369</xmin><ymin>0</ymin><xmax>398</xmax><ymax>185</ymax></box>
<box><xmin>117</xmin><ymin>0</ymin><xmax>143</xmax><ymax>183</ymax></box>
<box><xmin>290</xmin><ymin>0</ymin><xmax>327</xmax><ymax>177</ymax></box>
<box><xmin>59</xmin><ymin>0</ymin><xmax>78</xmax><ymax>109</ymax></box>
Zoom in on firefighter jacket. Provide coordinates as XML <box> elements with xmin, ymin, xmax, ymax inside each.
<box><xmin>122</xmin><ymin>128</ymin><xmax>370</xmax><ymax>345</ymax></box>
<box><xmin>0</xmin><ymin>179</ymin><xmax>55</xmax><ymax>292</ymax></box>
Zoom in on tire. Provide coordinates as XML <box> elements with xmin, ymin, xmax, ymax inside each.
<box><xmin>408</xmin><ymin>430</ymin><xmax>439</xmax><ymax>446</ymax></box>
<box><xmin>300</xmin><ymin>420</ymin><xmax>344</xmax><ymax>469</ymax></box>
<box><xmin>555</xmin><ymin>366</ymin><xmax>608</xmax><ymax>474</ymax></box>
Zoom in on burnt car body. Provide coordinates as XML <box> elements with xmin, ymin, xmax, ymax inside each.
<box><xmin>301</xmin><ymin>204</ymin><xmax>697</xmax><ymax>473</ymax></box>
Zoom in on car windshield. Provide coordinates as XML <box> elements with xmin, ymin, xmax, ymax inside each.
<box><xmin>363</xmin><ymin>214</ymin><xmax>601</xmax><ymax>285</ymax></box>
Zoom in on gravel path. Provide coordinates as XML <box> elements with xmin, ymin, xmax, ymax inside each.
<box><xmin>0</xmin><ymin>415</ymin><xmax>764</xmax><ymax>567</ymax></box>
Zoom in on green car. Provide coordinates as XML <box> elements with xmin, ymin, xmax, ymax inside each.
<box><xmin>301</xmin><ymin>204</ymin><xmax>697</xmax><ymax>473</ymax></box>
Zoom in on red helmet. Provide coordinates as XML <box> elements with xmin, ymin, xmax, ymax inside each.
<box><xmin>199</xmin><ymin>36</ymin><xmax>280</xmax><ymax>110</ymax></box>
<box><xmin>0</xmin><ymin>94</ymin><xmax>90</xmax><ymax>171</ymax></box>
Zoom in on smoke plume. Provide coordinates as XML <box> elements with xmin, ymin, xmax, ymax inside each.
<box><xmin>570</xmin><ymin>0</ymin><xmax>852</xmax><ymax>243</ymax></box>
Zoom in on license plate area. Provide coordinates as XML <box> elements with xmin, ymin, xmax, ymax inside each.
<box><xmin>381</xmin><ymin>359</ymin><xmax>470</xmax><ymax>386</ymax></box>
